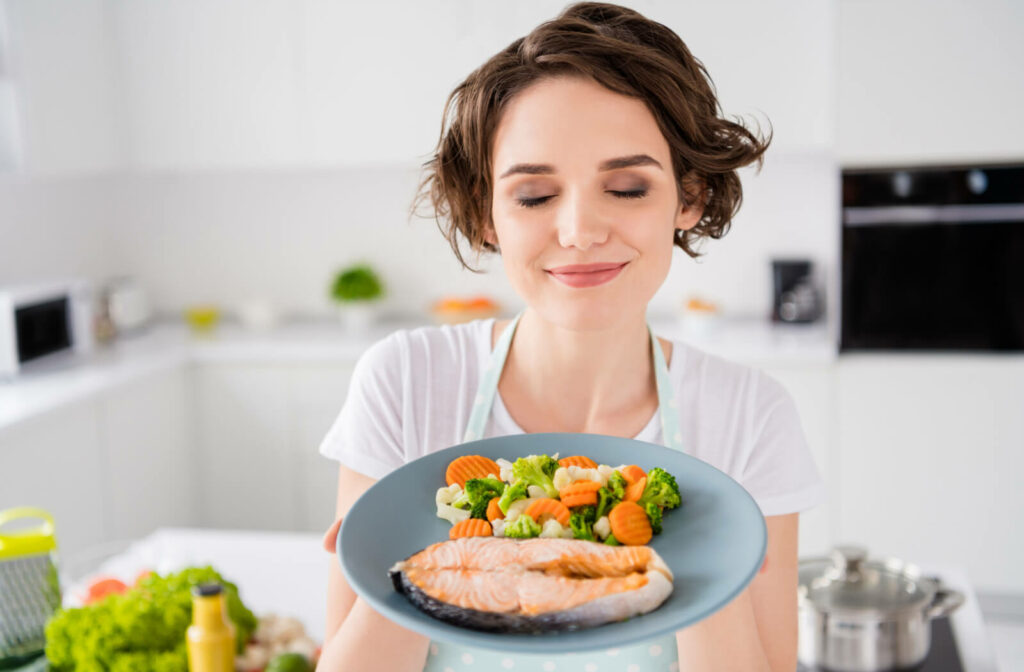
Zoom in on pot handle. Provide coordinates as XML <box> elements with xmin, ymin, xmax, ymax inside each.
<box><xmin>926</xmin><ymin>585</ymin><xmax>965</xmax><ymax>619</ymax></box>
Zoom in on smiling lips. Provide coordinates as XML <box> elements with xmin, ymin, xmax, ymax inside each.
<box><xmin>545</xmin><ymin>262</ymin><xmax>628</xmax><ymax>288</ymax></box>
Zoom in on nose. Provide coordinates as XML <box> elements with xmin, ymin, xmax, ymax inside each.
<box><xmin>555</xmin><ymin>188</ymin><xmax>609</xmax><ymax>250</ymax></box>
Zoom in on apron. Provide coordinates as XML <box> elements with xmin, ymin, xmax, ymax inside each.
<box><xmin>423</xmin><ymin>311</ymin><xmax>685</xmax><ymax>672</ymax></box>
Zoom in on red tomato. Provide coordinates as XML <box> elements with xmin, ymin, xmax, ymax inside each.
<box><xmin>85</xmin><ymin>576</ymin><xmax>128</xmax><ymax>604</ymax></box>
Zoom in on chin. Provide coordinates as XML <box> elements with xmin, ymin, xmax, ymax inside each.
<box><xmin>533</xmin><ymin>295</ymin><xmax>646</xmax><ymax>332</ymax></box>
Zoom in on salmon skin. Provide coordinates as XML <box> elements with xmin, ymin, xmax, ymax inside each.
<box><xmin>389</xmin><ymin>537</ymin><xmax>673</xmax><ymax>633</ymax></box>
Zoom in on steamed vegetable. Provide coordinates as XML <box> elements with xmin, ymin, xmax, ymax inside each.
<box><xmin>644</xmin><ymin>501</ymin><xmax>664</xmax><ymax>535</ymax></box>
<box><xmin>523</xmin><ymin>498</ymin><xmax>571</xmax><ymax>527</ymax></box>
<box><xmin>608</xmin><ymin>501</ymin><xmax>654</xmax><ymax>546</ymax></box>
<box><xmin>446</xmin><ymin>455</ymin><xmax>501</xmax><ymax>488</ymax></box>
<box><xmin>511</xmin><ymin>454</ymin><xmax>561</xmax><ymax>498</ymax></box>
<box><xmin>497</xmin><ymin>479</ymin><xmax>530</xmax><ymax>514</ymax></box>
<box><xmin>453</xmin><ymin>477</ymin><xmax>506</xmax><ymax>519</ymax></box>
<box><xmin>450</xmin><ymin>518</ymin><xmax>493</xmax><ymax>539</ymax></box>
<box><xmin>569</xmin><ymin>506</ymin><xmax>597</xmax><ymax>541</ymax></box>
<box><xmin>504</xmin><ymin>514</ymin><xmax>542</xmax><ymax>539</ymax></box>
<box><xmin>637</xmin><ymin>467</ymin><xmax>682</xmax><ymax>511</ymax></box>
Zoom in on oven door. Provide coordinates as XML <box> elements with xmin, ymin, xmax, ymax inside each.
<box><xmin>841</xmin><ymin>205</ymin><xmax>1024</xmax><ymax>351</ymax></box>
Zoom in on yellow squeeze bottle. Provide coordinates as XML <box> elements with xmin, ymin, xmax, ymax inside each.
<box><xmin>186</xmin><ymin>583</ymin><xmax>236</xmax><ymax>672</ymax></box>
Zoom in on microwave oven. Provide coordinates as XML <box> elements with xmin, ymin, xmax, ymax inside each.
<box><xmin>0</xmin><ymin>280</ymin><xmax>94</xmax><ymax>378</ymax></box>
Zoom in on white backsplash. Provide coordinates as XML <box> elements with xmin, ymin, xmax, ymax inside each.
<box><xmin>1</xmin><ymin>151</ymin><xmax>838</xmax><ymax>324</ymax></box>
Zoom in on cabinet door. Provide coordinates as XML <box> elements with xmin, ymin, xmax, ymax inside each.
<box><xmin>100</xmin><ymin>367</ymin><xmax>197</xmax><ymax>540</ymax></box>
<box><xmin>837</xmin><ymin>356</ymin><xmax>1024</xmax><ymax>594</ymax></box>
<box><xmin>758</xmin><ymin>364</ymin><xmax>836</xmax><ymax>557</ymax></box>
<box><xmin>194</xmin><ymin>364</ymin><xmax>293</xmax><ymax>530</ymax></box>
<box><xmin>286</xmin><ymin>363</ymin><xmax>354</xmax><ymax>533</ymax></box>
<box><xmin>116</xmin><ymin>0</ymin><xmax>303</xmax><ymax>170</ymax></box>
<box><xmin>0</xmin><ymin>402</ymin><xmax>108</xmax><ymax>561</ymax></box>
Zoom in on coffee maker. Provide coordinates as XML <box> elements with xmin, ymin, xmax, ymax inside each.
<box><xmin>772</xmin><ymin>259</ymin><xmax>820</xmax><ymax>323</ymax></box>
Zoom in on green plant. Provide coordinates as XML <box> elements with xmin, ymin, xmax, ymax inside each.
<box><xmin>331</xmin><ymin>264</ymin><xmax>383</xmax><ymax>303</ymax></box>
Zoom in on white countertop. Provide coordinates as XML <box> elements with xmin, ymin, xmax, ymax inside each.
<box><xmin>0</xmin><ymin>314</ymin><xmax>837</xmax><ymax>433</ymax></box>
<box><xmin>65</xmin><ymin>527</ymin><xmax>998</xmax><ymax>671</ymax></box>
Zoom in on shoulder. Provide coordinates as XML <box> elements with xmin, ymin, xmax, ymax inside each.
<box><xmin>667</xmin><ymin>338</ymin><xmax>787</xmax><ymax>406</ymax></box>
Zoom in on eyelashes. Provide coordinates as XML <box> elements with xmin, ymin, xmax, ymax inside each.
<box><xmin>516</xmin><ymin>190</ymin><xmax>648</xmax><ymax>209</ymax></box>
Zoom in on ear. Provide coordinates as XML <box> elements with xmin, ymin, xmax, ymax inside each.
<box><xmin>483</xmin><ymin>224</ymin><xmax>499</xmax><ymax>247</ymax></box>
<box><xmin>675</xmin><ymin>177</ymin><xmax>706</xmax><ymax>232</ymax></box>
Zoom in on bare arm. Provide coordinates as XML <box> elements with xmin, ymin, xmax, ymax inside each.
<box><xmin>318</xmin><ymin>464</ymin><xmax>430</xmax><ymax>671</ymax></box>
<box><xmin>675</xmin><ymin>513</ymin><xmax>799</xmax><ymax>672</ymax></box>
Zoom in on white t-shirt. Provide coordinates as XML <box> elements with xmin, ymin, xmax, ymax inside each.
<box><xmin>319</xmin><ymin>318</ymin><xmax>826</xmax><ymax>517</ymax></box>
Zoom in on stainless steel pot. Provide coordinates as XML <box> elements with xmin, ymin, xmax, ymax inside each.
<box><xmin>797</xmin><ymin>546</ymin><xmax>964</xmax><ymax>672</ymax></box>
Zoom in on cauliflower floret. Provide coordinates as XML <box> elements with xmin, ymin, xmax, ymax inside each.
<box><xmin>554</xmin><ymin>465</ymin><xmax>606</xmax><ymax>491</ymax></box>
<box><xmin>505</xmin><ymin>496</ymin><xmax>545</xmax><ymax>523</ymax></box>
<box><xmin>594</xmin><ymin>516</ymin><xmax>612</xmax><ymax>540</ymax></box>
<box><xmin>553</xmin><ymin>467</ymin><xmax>572</xmax><ymax>491</ymax></box>
<box><xmin>436</xmin><ymin>484</ymin><xmax>470</xmax><ymax>525</ymax></box>
<box><xmin>436</xmin><ymin>483</ymin><xmax>461</xmax><ymax>505</ymax></box>
<box><xmin>496</xmin><ymin>458</ymin><xmax>515</xmax><ymax>483</ymax></box>
<box><xmin>597</xmin><ymin>464</ymin><xmax>615</xmax><ymax>482</ymax></box>
<box><xmin>492</xmin><ymin>519</ymin><xmax>506</xmax><ymax>537</ymax></box>
<box><xmin>527</xmin><ymin>485</ymin><xmax>548</xmax><ymax>499</ymax></box>
<box><xmin>539</xmin><ymin>519</ymin><xmax>566</xmax><ymax>538</ymax></box>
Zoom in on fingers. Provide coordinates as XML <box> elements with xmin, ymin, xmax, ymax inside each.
<box><xmin>758</xmin><ymin>556</ymin><xmax>768</xmax><ymax>574</ymax></box>
<box><xmin>322</xmin><ymin>516</ymin><xmax>344</xmax><ymax>553</ymax></box>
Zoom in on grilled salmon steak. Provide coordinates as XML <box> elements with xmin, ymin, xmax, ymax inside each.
<box><xmin>389</xmin><ymin>536</ymin><xmax>673</xmax><ymax>633</ymax></box>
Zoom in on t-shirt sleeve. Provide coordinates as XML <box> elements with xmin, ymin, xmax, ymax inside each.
<box><xmin>740</xmin><ymin>373</ymin><xmax>827</xmax><ymax>517</ymax></box>
<box><xmin>318</xmin><ymin>333</ymin><xmax>407</xmax><ymax>479</ymax></box>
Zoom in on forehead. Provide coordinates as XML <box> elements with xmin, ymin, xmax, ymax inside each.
<box><xmin>491</xmin><ymin>75</ymin><xmax>670</xmax><ymax>176</ymax></box>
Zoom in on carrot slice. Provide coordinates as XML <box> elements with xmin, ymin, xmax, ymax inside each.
<box><xmin>445</xmin><ymin>455</ymin><xmax>501</xmax><ymax>488</ymax></box>
<box><xmin>558</xmin><ymin>455</ymin><xmax>598</xmax><ymax>469</ymax></box>
<box><xmin>486</xmin><ymin>497</ymin><xmax>504</xmax><ymax>522</ymax></box>
<box><xmin>624</xmin><ymin>475</ymin><xmax>647</xmax><ymax>502</ymax></box>
<box><xmin>524</xmin><ymin>498</ymin><xmax>571</xmax><ymax>527</ymax></box>
<box><xmin>558</xmin><ymin>480</ymin><xmax>601</xmax><ymax>508</ymax></box>
<box><xmin>620</xmin><ymin>464</ymin><xmax>646</xmax><ymax>485</ymax></box>
<box><xmin>608</xmin><ymin>501</ymin><xmax>653</xmax><ymax>545</ymax></box>
<box><xmin>449</xmin><ymin>518</ymin><xmax>493</xmax><ymax>539</ymax></box>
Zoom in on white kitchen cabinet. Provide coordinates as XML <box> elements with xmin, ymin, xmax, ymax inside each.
<box><xmin>99</xmin><ymin>367</ymin><xmax>198</xmax><ymax>541</ymax></box>
<box><xmin>192</xmin><ymin>361</ymin><xmax>353</xmax><ymax>533</ymax></box>
<box><xmin>0</xmin><ymin>401</ymin><xmax>109</xmax><ymax>561</ymax></box>
<box><xmin>836</xmin><ymin>356</ymin><xmax>1024</xmax><ymax>595</ymax></box>
<box><xmin>758</xmin><ymin>363</ymin><xmax>837</xmax><ymax>558</ymax></box>
<box><xmin>838</xmin><ymin>0</ymin><xmax>1024</xmax><ymax>165</ymax></box>
<box><xmin>2</xmin><ymin>0</ymin><xmax>123</xmax><ymax>175</ymax></box>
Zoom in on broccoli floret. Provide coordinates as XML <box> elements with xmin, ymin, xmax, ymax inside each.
<box><xmin>457</xmin><ymin>478</ymin><xmax>505</xmax><ymax>518</ymax></box>
<box><xmin>497</xmin><ymin>479</ymin><xmax>530</xmax><ymax>514</ymax></box>
<box><xmin>470</xmin><ymin>497</ymin><xmax>493</xmax><ymax>520</ymax></box>
<box><xmin>644</xmin><ymin>501</ymin><xmax>664</xmax><ymax>535</ymax></box>
<box><xmin>511</xmin><ymin>454</ymin><xmax>560</xmax><ymax>498</ymax></box>
<box><xmin>605</xmin><ymin>470</ymin><xmax>627</xmax><ymax>500</ymax></box>
<box><xmin>504</xmin><ymin>514</ymin><xmax>542</xmax><ymax>539</ymax></box>
<box><xmin>595</xmin><ymin>485</ymin><xmax>621</xmax><ymax>520</ymax></box>
<box><xmin>569</xmin><ymin>507</ymin><xmax>597</xmax><ymax>541</ymax></box>
<box><xmin>637</xmin><ymin>468</ymin><xmax>682</xmax><ymax>511</ymax></box>
<box><xmin>604</xmin><ymin>533</ymin><xmax>621</xmax><ymax>546</ymax></box>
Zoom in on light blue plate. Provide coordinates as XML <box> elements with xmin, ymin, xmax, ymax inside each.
<box><xmin>338</xmin><ymin>432</ymin><xmax>766</xmax><ymax>654</ymax></box>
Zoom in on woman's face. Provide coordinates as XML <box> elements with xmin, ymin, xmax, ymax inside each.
<box><xmin>488</xmin><ymin>75</ymin><xmax>702</xmax><ymax>331</ymax></box>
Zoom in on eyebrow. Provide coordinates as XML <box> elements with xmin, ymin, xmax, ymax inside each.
<box><xmin>498</xmin><ymin>154</ymin><xmax>663</xmax><ymax>179</ymax></box>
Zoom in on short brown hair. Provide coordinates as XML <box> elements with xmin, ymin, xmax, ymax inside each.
<box><xmin>411</xmin><ymin>1</ymin><xmax>770</xmax><ymax>271</ymax></box>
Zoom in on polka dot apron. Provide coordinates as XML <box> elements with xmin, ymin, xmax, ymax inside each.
<box><xmin>423</xmin><ymin>311</ymin><xmax>685</xmax><ymax>672</ymax></box>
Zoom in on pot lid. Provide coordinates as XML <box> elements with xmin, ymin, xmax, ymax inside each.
<box><xmin>798</xmin><ymin>546</ymin><xmax>936</xmax><ymax>616</ymax></box>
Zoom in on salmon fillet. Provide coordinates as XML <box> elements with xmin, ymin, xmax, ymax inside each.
<box><xmin>389</xmin><ymin>537</ymin><xmax>673</xmax><ymax>633</ymax></box>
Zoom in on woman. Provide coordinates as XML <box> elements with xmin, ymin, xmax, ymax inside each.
<box><xmin>318</xmin><ymin>3</ymin><xmax>825</xmax><ymax>671</ymax></box>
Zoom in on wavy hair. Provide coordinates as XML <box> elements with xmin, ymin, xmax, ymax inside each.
<box><xmin>411</xmin><ymin>1</ymin><xmax>771</xmax><ymax>271</ymax></box>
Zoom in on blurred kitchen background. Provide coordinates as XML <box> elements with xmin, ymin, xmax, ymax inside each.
<box><xmin>1</xmin><ymin>1</ymin><xmax>1022</xmax><ymax>670</ymax></box>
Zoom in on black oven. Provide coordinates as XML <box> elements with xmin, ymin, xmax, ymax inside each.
<box><xmin>841</xmin><ymin>164</ymin><xmax>1024</xmax><ymax>351</ymax></box>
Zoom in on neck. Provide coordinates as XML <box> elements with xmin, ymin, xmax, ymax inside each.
<box><xmin>501</xmin><ymin>307</ymin><xmax>656</xmax><ymax>432</ymax></box>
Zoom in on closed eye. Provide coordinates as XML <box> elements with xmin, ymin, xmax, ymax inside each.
<box><xmin>516</xmin><ymin>190</ymin><xmax>648</xmax><ymax>209</ymax></box>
